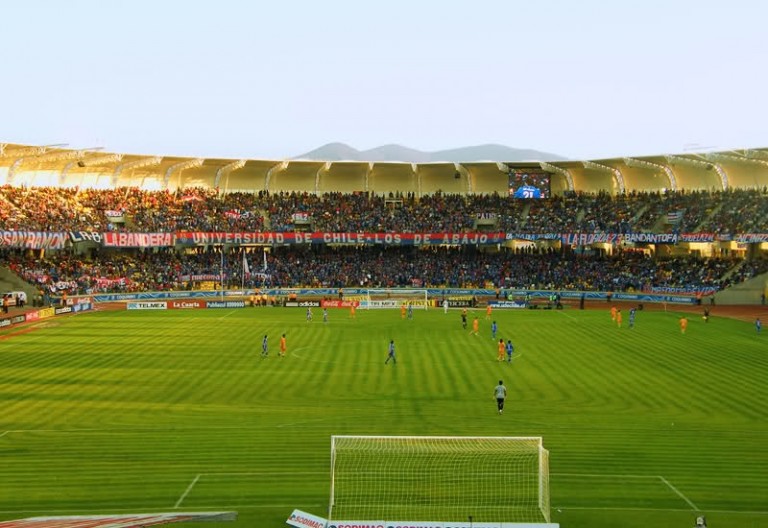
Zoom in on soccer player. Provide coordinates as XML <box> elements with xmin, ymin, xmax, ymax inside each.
<box><xmin>350</xmin><ymin>304</ymin><xmax>356</xmax><ymax>319</ymax></box>
<box><xmin>486</xmin><ymin>304</ymin><xmax>492</xmax><ymax>320</ymax></box>
<box><xmin>306</xmin><ymin>307</ymin><xmax>313</xmax><ymax>322</ymax></box>
<box><xmin>461</xmin><ymin>311</ymin><xmax>467</xmax><ymax>330</ymax></box>
<box><xmin>279</xmin><ymin>334</ymin><xmax>286</xmax><ymax>357</ymax></box>
<box><xmin>610</xmin><ymin>305</ymin><xmax>617</xmax><ymax>321</ymax></box>
<box><xmin>385</xmin><ymin>340</ymin><xmax>396</xmax><ymax>365</ymax></box>
<box><xmin>491</xmin><ymin>320</ymin><xmax>498</xmax><ymax>340</ymax></box>
<box><xmin>407</xmin><ymin>303</ymin><xmax>413</xmax><ymax>320</ymax></box>
<box><xmin>494</xmin><ymin>380</ymin><xmax>507</xmax><ymax>414</ymax></box>
<box><xmin>505</xmin><ymin>340</ymin><xmax>514</xmax><ymax>363</ymax></box>
<box><xmin>512</xmin><ymin>181</ymin><xmax>542</xmax><ymax>199</ymax></box>
<box><xmin>323</xmin><ymin>308</ymin><xmax>328</xmax><ymax>324</ymax></box>
<box><xmin>756</xmin><ymin>317</ymin><xmax>762</xmax><ymax>334</ymax></box>
<box><xmin>497</xmin><ymin>339</ymin><xmax>505</xmax><ymax>362</ymax></box>
<box><xmin>401</xmin><ymin>303</ymin><xmax>407</xmax><ymax>319</ymax></box>
<box><xmin>628</xmin><ymin>307</ymin><xmax>636</xmax><ymax>328</ymax></box>
<box><xmin>261</xmin><ymin>334</ymin><xmax>268</xmax><ymax>358</ymax></box>
<box><xmin>679</xmin><ymin>316</ymin><xmax>688</xmax><ymax>334</ymax></box>
<box><xmin>472</xmin><ymin>317</ymin><xmax>479</xmax><ymax>336</ymax></box>
<box><xmin>443</xmin><ymin>298</ymin><xmax>449</xmax><ymax>314</ymax></box>
<box><xmin>616</xmin><ymin>309</ymin><xmax>622</xmax><ymax>328</ymax></box>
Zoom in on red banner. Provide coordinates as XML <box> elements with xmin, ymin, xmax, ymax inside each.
<box><xmin>321</xmin><ymin>300</ymin><xmax>360</xmax><ymax>308</ymax></box>
<box><xmin>102</xmin><ymin>232</ymin><xmax>174</xmax><ymax>247</ymax></box>
<box><xmin>167</xmin><ymin>300</ymin><xmax>207</xmax><ymax>310</ymax></box>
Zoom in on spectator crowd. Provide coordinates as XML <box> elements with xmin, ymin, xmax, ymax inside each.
<box><xmin>2</xmin><ymin>185</ymin><xmax>768</xmax><ymax>235</ymax></box>
<box><xmin>1</xmin><ymin>185</ymin><xmax>768</xmax><ymax>296</ymax></box>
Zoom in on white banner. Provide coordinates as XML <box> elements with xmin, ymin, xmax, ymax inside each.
<box><xmin>286</xmin><ymin>509</ymin><xmax>327</xmax><ymax>528</ymax></box>
<box><xmin>126</xmin><ymin>302</ymin><xmax>167</xmax><ymax>310</ymax></box>
<box><xmin>328</xmin><ymin>522</ymin><xmax>557</xmax><ymax>528</ymax></box>
<box><xmin>360</xmin><ymin>300</ymin><xmax>400</xmax><ymax>309</ymax></box>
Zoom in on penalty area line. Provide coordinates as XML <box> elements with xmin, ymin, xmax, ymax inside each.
<box><xmin>174</xmin><ymin>474</ymin><xmax>201</xmax><ymax>509</ymax></box>
<box><xmin>0</xmin><ymin>431</ymin><xmax>9</xmax><ymax>438</ymax></box>
<box><xmin>658</xmin><ymin>475</ymin><xmax>699</xmax><ymax>511</ymax></box>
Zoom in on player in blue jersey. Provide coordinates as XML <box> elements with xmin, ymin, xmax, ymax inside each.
<box><xmin>513</xmin><ymin>185</ymin><xmax>542</xmax><ymax>199</ymax></box>
<box><xmin>628</xmin><ymin>308</ymin><xmax>636</xmax><ymax>328</ymax></box>
<box><xmin>756</xmin><ymin>317</ymin><xmax>762</xmax><ymax>334</ymax></box>
<box><xmin>491</xmin><ymin>320</ymin><xmax>498</xmax><ymax>340</ymax></box>
<box><xmin>505</xmin><ymin>340</ymin><xmax>514</xmax><ymax>363</ymax></box>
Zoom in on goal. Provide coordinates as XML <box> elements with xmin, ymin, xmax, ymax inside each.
<box><xmin>329</xmin><ymin>435</ymin><xmax>550</xmax><ymax>523</ymax></box>
<box><xmin>362</xmin><ymin>288</ymin><xmax>429</xmax><ymax>310</ymax></box>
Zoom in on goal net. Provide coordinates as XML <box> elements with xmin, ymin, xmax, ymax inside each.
<box><xmin>329</xmin><ymin>435</ymin><xmax>550</xmax><ymax>523</ymax></box>
<box><xmin>362</xmin><ymin>288</ymin><xmax>429</xmax><ymax>310</ymax></box>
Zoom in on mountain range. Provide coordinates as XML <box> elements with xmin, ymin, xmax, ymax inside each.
<box><xmin>293</xmin><ymin>143</ymin><xmax>566</xmax><ymax>163</ymax></box>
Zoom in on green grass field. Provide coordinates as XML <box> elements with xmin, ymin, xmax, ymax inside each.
<box><xmin>0</xmin><ymin>305</ymin><xmax>766</xmax><ymax>528</ymax></box>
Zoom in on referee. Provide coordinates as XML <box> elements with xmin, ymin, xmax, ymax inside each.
<box><xmin>494</xmin><ymin>380</ymin><xmax>507</xmax><ymax>414</ymax></box>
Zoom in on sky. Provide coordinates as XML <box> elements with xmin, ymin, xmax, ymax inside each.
<box><xmin>1</xmin><ymin>0</ymin><xmax>767</xmax><ymax>161</ymax></box>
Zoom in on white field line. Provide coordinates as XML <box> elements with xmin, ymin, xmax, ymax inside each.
<box><xmin>557</xmin><ymin>506</ymin><xmax>768</xmax><ymax>515</ymax></box>
<box><xmin>174</xmin><ymin>474</ymin><xmax>201</xmax><ymax>509</ymax></box>
<box><xmin>0</xmin><ymin>431</ymin><xmax>9</xmax><ymax>438</ymax></box>
<box><xmin>553</xmin><ymin>472</ymin><xmax>659</xmax><ymax>479</ymax></box>
<box><xmin>557</xmin><ymin>310</ymin><xmax>577</xmax><ymax>320</ymax></box>
<box><xmin>553</xmin><ymin>472</ymin><xmax>700</xmax><ymax>512</ymax></box>
<box><xmin>658</xmin><ymin>475</ymin><xmax>699</xmax><ymax>511</ymax></box>
<box><xmin>200</xmin><ymin>471</ymin><xmax>327</xmax><ymax>476</ymax></box>
<box><xmin>0</xmin><ymin>504</ymin><xmax>326</xmax><ymax>515</ymax></box>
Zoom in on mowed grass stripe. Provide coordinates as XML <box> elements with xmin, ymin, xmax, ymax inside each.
<box><xmin>0</xmin><ymin>307</ymin><xmax>765</xmax><ymax>528</ymax></box>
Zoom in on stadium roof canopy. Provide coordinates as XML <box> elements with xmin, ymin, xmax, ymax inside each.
<box><xmin>1</xmin><ymin>141</ymin><xmax>767</xmax><ymax>195</ymax></box>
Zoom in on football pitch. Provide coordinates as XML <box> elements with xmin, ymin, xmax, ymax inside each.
<box><xmin>0</xmin><ymin>305</ymin><xmax>766</xmax><ymax>528</ymax></box>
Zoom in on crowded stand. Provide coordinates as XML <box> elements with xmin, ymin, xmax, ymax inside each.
<box><xmin>2</xmin><ymin>185</ymin><xmax>768</xmax><ymax>298</ymax></box>
<box><xmin>2</xmin><ymin>185</ymin><xmax>768</xmax><ymax>234</ymax></box>
<box><xmin>3</xmin><ymin>247</ymin><xmax>767</xmax><ymax>296</ymax></box>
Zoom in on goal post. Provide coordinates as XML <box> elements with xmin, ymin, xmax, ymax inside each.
<box><xmin>362</xmin><ymin>288</ymin><xmax>429</xmax><ymax>310</ymax></box>
<box><xmin>329</xmin><ymin>435</ymin><xmax>551</xmax><ymax>523</ymax></box>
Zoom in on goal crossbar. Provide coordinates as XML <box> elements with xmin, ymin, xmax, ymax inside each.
<box><xmin>329</xmin><ymin>435</ymin><xmax>550</xmax><ymax>523</ymax></box>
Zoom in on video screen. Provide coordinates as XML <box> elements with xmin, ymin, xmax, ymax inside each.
<box><xmin>508</xmin><ymin>171</ymin><xmax>551</xmax><ymax>199</ymax></box>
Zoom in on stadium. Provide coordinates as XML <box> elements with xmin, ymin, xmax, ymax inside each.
<box><xmin>0</xmin><ymin>140</ymin><xmax>766</xmax><ymax>528</ymax></box>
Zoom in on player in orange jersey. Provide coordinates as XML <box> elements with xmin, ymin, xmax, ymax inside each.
<box><xmin>610</xmin><ymin>305</ymin><xmax>617</xmax><ymax>321</ymax></box>
<box><xmin>350</xmin><ymin>304</ymin><xmax>356</xmax><ymax>319</ymax></box>
<box><xmin>679</xmin><ymin>316</ymin><xmax>688</xmax><ymax>334</ymax></box>
<box><xmin>497</xmin><ymin>339</ymin><xmax>505</xmax><ymax>361</ymax></box>
<box><xmin>279</xmin><ymin>334</ymin><xmax>287</xmax><ymax>357</ymax></box>
<box><xmin>616</xmin><ymin>309</ymin><xmax>622</xmax><ymax>328</ymax></box>
<box><xmin>486</xmin><ymin>304</ymin><xmax>492</xmax><ymax>320</ymax></box>
<box><xmin>401</xmin><ymin>303</ymin><xmax>407</xmax><ymax>319</ymax></box>
<box><xmin>472</xmin><ymin>317</ymin><xmax>480</xmax><ymax>336</ymax></box>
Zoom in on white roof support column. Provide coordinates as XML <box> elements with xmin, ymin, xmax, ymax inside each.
<box><xmin>265</xmin><ymin>161</ymin><xmax>288</xmax><ymax>192</ymax></box>
<box><xmin>583</xmin><ymin>160</ymin><xmax>625</xmax><ymax>194</ymax></box>
<box><xmin>113</xmin><ymin>156</ymin><xmax>163</xmax><ymax>187</ymax></box>
<box><xmin>413</xmin><ymin>163</ymin><xmax>420</xmax><ymax>198</ymax></box>
<box><xmin>6</xmin><ymin>145</ymin><xmax>72</xmax><ymax>185</ymax></box>
<box><xmin>454</xmin><ymin>163</ymin><xmax>471</xmax><ymax>193</ymax></box>
<box><xmin>364</xmin><ymin>162</ymin><xmax>373</xmax><ymax>193</ymax></box>
<box><xmin>624</xmin><ymin>158</ymin><xmax>677</xmax><ymax>191</ymax></box>
<box><xmin>61</xmin><ymin>153</ymin><xmax>123</xmax><ymax>186</ymax></box>
<box><xmin>214</xmin><ymin>160</ymin><xmax>247</xmax><ymax>192</ymax></box>
<box><xmin>164</xmin><ymin>158</ymin><xmax>204</xmax><ymax>190</ymax></box>
<box><xmin>539</xmin><ymin>161</ymin><xmax>574</xmax><ymax>191</ymax></box>
<box><xmin>315</xmin><ymin>162</ymin><xmax>331</xmax><ymax>195</ymax></box>
<box><xmin>665</xmin><ymin>155</ymin><xmax>728</xmax><ymax>190</ymax></box>
<box><xmin>706</xmin><ymin>153</ymin><xmax>768</xmax><ymax>188</ymax></box>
